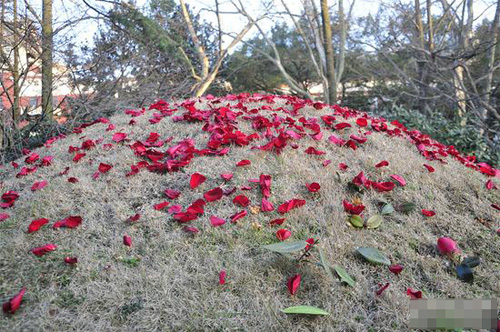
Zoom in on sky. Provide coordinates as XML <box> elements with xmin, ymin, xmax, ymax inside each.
<box><xmin>50</xmin><ymin>0</ymin><xmax>499</xmax><ymax>51</ymax></box>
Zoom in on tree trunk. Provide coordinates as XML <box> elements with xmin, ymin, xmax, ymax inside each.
<box><xmin>336</xmin><ymin>0</ymin><xmax>346</xmax><ymax>103</ymax></box>
<box><xmin>414</xmin><ymin>0</ymin><xmax>427</xmax><ymax>112</ymax></box>
<box><xmin>320</xmin><ymin>0</ymin><xmax>336</xmax><ymax>104</ymax></box>
<box><xmin>453</xmin><ymin>63</ymin><xmax>467</xmax><ymax>126</ymax></box>
<box><xmin>12</xmin><ymin>0</ymin><xmax>20</xmax><ymax>121</ymax></box>
<box><xmin>42</xmin><ymin>0</ymin><xmax>53</xmax><ymax>117</ymax></box>
<box><xmin>484</xmin><ymin>0</ymin><xmax>500</xmax><ymax>106</ymax></box>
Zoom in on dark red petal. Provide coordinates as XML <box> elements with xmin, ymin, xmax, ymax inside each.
<box><xmin>153</xmin><ymin>201</ymin><xmax>170</xmax><ymax>210</ymax></box>
<box><xmin>423</xmin><ymin>164</ymin><xmax>435</xmax><ymax>173</ymax></box>
<box><xmin>64</xmin><ymin>257</ymin><xmax>78</xmax><ymax>264</ymax></box>
<box><xmin>276</xmin><ymin>229</ymin><xmax>291</xmax><ymax>241</ymax></box>
<box><xmin>233</xmin><ymin>195</ymin><xmax>250</xmax><ymax>207</ymax></box>
<box><xmin>219</xmin><ymin>270</ymin><xmax>226</xmax><ymax>285</ymax></box>
<box><xmin>390</xmin><ymin>174</ymin><xmax>406</xmax><ymax>186</ymax></box>
<box><xmin>306</xmin><ymin>182</ymin><xmax>321</xmax><ymax>192</ymax></box>
<box><xmin>389</xmin><ymin>264</ymin><xmax>404</xmax><ymax>275</ymax></box>
<box><xmin>183</xmin><ymin>226</ymin><xmax>199</xmax><ymax>234</ymax></box>
<box><xmin>98</xmin><ymin>163</ymin><xmax>113</xmax><ymax>173</ymax></box>
<box><xmin>287</xmin><ymin>274</ymin><xmax>301</xmax><ymax>295</ymax></box>
<box><xmin>422</xmin><ymin>209</ymin><xmax>436</xmax><ymax>217</ymax></box>
<box><xmin>269</xmin><ymin>218</ymin><xmax>286</xmax><ymax>226</ymax></box>
<box><xmin>230</xmin><ymin>210</ymin><xmax>247</xmax><ymax>223</ymax></box>
<box><xmin>277</xmin><ymin>199</ymin><xmax>306</xmax><ymax>214</ymax></box>
<box><xmin>112</xmin><ymin>132</ymin><xmax>127</xmax><ymax>143</ymax></box>
<box><xmin>204</xmin><ymin>187</ymin><xmax>224</xmax><ymax>202</ymax></box>
<box><xmin>210</xmin><ymin>215</ymin><xmax>226</xmax><ymax>227</ymax></box>
<box><xmin>27</xmin><ymin>218</ymin><xmax>49</xmax><ymax>233</ymax></box>
<box><xmin>375</xmin><ymin>160</ymin><xmax>389</xmax><ymax>168</ymax></box>
<box><xmin>221</xmin><ymin>173</ymin><xmax>233</xmax><ymax>181</ymax></box>
<box><xmin>2</xmin><ymin>287</ymin><xmax>26</xmax><ymax>314</ymax></box>
<box><xmin>123</xmin><ymin>235</ymin><xmax>132</xmax><ymax>247</ymax></box>
<box><xmin>236</xmin><ymin>159</ymin><xmax>251</xmax><ymax>166</ymax></box>
<box><xmin>190</xmin><ymin>173</ymin><xmax>206</xmax><ymax>189</ymax></box>
<box><xmin>31</xmin><ymin>244</ymin><xmax>57</xmax><ymax>256</ymax></box>
<box><xmin>407</xmin><ymin>288</ymin><xmax>423</xmax><ymax>299</ymax></box>
<box><xmin>375</xmin><ymin>282</ymin><xmax>390</xmax><ymax>296</ymax></box>
<box><xmin>486</xmin><ymin>180</ymin><xmax>497</xmax><ymax>190</ymax></box>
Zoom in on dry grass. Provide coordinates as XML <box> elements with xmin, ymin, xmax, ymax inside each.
<box><xmin>0</xmin><ymin>95</ymin><xmax>499</xmax><ymax>331</ymax></box>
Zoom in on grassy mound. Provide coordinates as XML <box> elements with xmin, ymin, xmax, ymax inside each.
<box><xmin>0</xmin><ymin>94</ymin><xmax>498</xmax><ymax>331</ymax></box>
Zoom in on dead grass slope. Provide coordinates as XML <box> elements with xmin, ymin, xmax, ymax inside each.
<box><xmin>0</xmin><ymin>94</ymin><xmax>499</xmax><ymax>332</ymax></box>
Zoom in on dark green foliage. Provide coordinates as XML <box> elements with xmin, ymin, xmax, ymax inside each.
<box><xmin>372</xmin><ymin>106</ymin><xmax>500</xmax><ymax>166</ymax></box>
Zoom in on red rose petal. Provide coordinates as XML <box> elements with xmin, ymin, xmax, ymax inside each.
<box><xmin>153</xmin><ymin>201</ymin><xmax>170</xmax><ymax>210</ymax></box>
<box><xmin>204</xmin><ymin>187</ymin><xmax>223</xmax><ymax>202</ymax></box>
<box><xmin>123</xmin><ymin>235</ymin><xmax>132</xmax><ymax>247</ymax></box>
<box><xmin>407</xmin><ymin>288</ymin><xmax>423</xmax><ymax>299</ymax></box>
<box><xmin>64</xmin><ymin>257</ymin><xmax>78</xmax><ymax>264</ymax></box>
<box><xmin>233</xmin><ymin>195</ymin><xmax>250</xmax><ymax>207</ymax></box>
<box><xmin>270</xmin><ymin>218</ymin><xmax>286</xmax><ymax>226</ymax></box>
<box><xmin>236</xmin><ymin>159</ymin><xmax>251</xmax><ymax>167</ymax></box>
<box><xmin>422</xmin><ymin>209</ymin><xmax>436</xmax><ymax>217</ymax></box>
<box><xmin>190</xmin><ymin>173</ymin><xmax>206</xmax><ymax>189</ymax></box>
<box><xmin>210</xmin><ymin>215</ymin><xmax>226</xmax><ymax>227</ymax></box>
<box><xmin>53</xmin><ymin>216</ymin><xmax>82</xmax><ymax>229</ymax></box>
<box><xmin>423</xmin><ymin>164</ymin><xmax>435</xmax><ymax>173</ymax></box>
<box><xmin>27</xmin><ymin>218</ymin><xmax>49</xmax><ymax>233</ymax></box>
<box><xmin>375</xmin><ymin>282</ymin><xmax>390</xmax><ymax>296</ymax></box>
<box><xmin>375</xmin><ymin>160</ymin><xmax>389</xmax><ymax>168</ymax></box>
<box><xmin>276</xmin><ymin>229</ymin><xmax>291</xmax><ymax>241</ymax></box>
<box><xmin>390</xmin><ymin>174</ymin><xmax>406</xmax><ymax>186</ymax></box>
<box><xmin>219</xmin><ymin>270</ymin><xmax>226</xmax><ymax>285</ymax></box>
<box><xmin>2</xmin><ymin>287</ymin><xmax>26</xmax><ymax>314</ymax></box>
<box><xmin>389</xmin><ymin>264</ymin><xmax>404</xmax><ymax>275</ymax></box>
<box><xmin>287</xmin><ymin>274</ymin><xmax>301</xmax><ymax>295</ymax></box>
<box><xmin>306</xmin><ymin>182</ymin><xmax>320</xmax><ymax>192</ymax></box>
<box><xmin>31</xmin><ymin>243</ymin><xmax>57</xmax><ymax>256</ymax></box>
<box><xmin>437</xmin><ymin>237</ymin><xmax>459</xmax><ymax>255</ymax></box>
<box><xmin>277</xmin><ymin>199</ymin><xmax>306</xmax><ymax>214</ymax></box>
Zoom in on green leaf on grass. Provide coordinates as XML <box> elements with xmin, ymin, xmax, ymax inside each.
<box><xmin>381</xmin><ymin>203</ymin><xmax>394</xmax><ymax>215</ymax></box>
<box><xmin>462</xmin><ymin>256</ymin><xmax>481</xmax><ymax>268</ymax></box>
<box><xmin>333</xmin><ymin>265</ymin><xmax>356</xmax><ymax>287</ymax></box>
<box><xmin>262</xmin><ymin>241</ymin><xmax>307</xmax><ymax>254</ymax></box>
<box><xmin>366</xmin><ymin>215</ymin><xmax>383</xmax><ymax>229</ymax></box>
<box><xmin>281</xmin><ymin>305</ymin><xmax>329</xmax><ymax>316</ymax></box>
<box><xmin>399</xmin><ymin>202</ymin><xmax>417</xmax><ymax>214</ymax></box>
<box><xmin>348</xmin><ymin>215</ymin><xmax>364</xmax><ymax>228</ymax></box>
<box><xmin>357</xmin><ymin>247</ymin><xmax>391</xmax><ymax>265</ymax></box>
<box><xmin>319</xmin><ymin>248</ymin><xmax>335</xmax><ymax>281</ymax></box>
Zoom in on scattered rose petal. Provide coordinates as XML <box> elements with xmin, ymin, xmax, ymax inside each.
<box><xmin>236</xmin><ymin>159</ymin><xmax>251</xmax><ymax>166</ymax></box>
<box><xmin>306</xmin><ymin>182</ymin><xmax>320</xmax><ymax>192</ymax></box>
<box><xmin>98</xmin><ymin>163</ymin><xmax>113</xmax><ymax>173</ymax></box>
<box><xmin>53</xmin><ymin>216</ymin><xmax>82</xmax><ymax>229</ymax></box>
<box><xmin>422</xmin><ymin>209</ymin><xmax>436</xmax><ymax>217</ymax></box>
<box><xmin>390</xmin><ymin>174</ymin><xmax>406</xmax><ymax>186</ymax></box>
<box><xmin>338</xmin><ymin>162</ymin><xmax>348</xmax><ymax>170</ymax></box>
<box><xmin>112</xmin><ymin>132</ymin><xmax>127</xmax><ymax>143</ymax></box>
<box><xmin>64</xmin><ymin>257</ymin><xmax>78</xmax><ymax>264</ymax></box>
<box><xmin>423</xmin><ymin>164</ymin><xmax>435</xmax><ymax>173</ymax></box>
<box><xmin>168</xmin><ymin>205</ymin><xmax>183</xmax><ymax>214</ymax></box>
<box><xmin>0</xmin><ymin>213</ymin><xmax>10</xmax><ymax>222</ymax></box>
<box><xmin>164</xmin><ymin>189</ymin><xmax>181</xmax><ymax>199</ymax></box>
<box><xmin>204</xmin><ymin>187</ymin><xmax>223</xmax><ymax>202</ymax></box>
<box><xmin>276</xmin><ymin>229</ymin><xmax>291</xmax><ymax>241</ymax></box>
<box><xmin>389</xmin><ymin>265</ymin><xmax>404</xmax><ymax>275</ymax></box>
<box><xmin>221</xmin><ymin>173</ymin><xmax>233</xmax><ymax>181</ymax></box>
<box><xmin>323</xmin><ymin>160</ymin><xmax>332</xmax><ymax>167</ymax></box>
<box><xmin>261</xmin><ymin>198</ymin><xmax>274</xmax><ymax>212</ymax></box>
<box><xmin>27</xmin><ymin>218</ymin><xmax>49</xmax><ymax>233</ymax></box>
<box><xmin>270</xmin><ymin>218</ymin><xmax>285</xmax><ymax>226</ymax></box>
<box><xmin>233</xmin><ymin>195</ymin><xmax>250</xmax><ymax>207</ymax></box>
<box><xmin>190</xmin><ymin>173</ymin><xmax>206</xmax><ymax>189</ymax></box>
<box><xmin>31</xmin><ymin>180</ymin><xmax>48</xmax><ymax>191</ymax></box>
<box><xmin>375</xmin><ymin>282</ymin><xmax>390</xmax><ymax>296</ymax></box>
<box><xmin>210</xmin><ymin>215</ymin><xmax>226</xmax><ymax>227</ymax></box>
<box><xmin>67</xmin><ymin>177</ymin><xmax>79</xmax><ymax>183</ymax></box>
<box><xmin>31</xmin><ymin>244</ymin><xmax>57</xmax><ymax>256</ymax></box>
<box><xmin>73</xmin><ymin>153</ymin><xmax>86</xmax><ymax>163</ymax></box>
<box><xmin>2</xmin><ymin>287</ymin><xmax>26</xmax><ymax>314</ymax></box>
<box><xmin>437</xmin><ymin>237</ymin><xmax>459</xmax><ymax>255</ymax></box>
<box><xmin>183</xmin><ymin>226</ymin><xmax>199</xmax><ymax>234</ymax></box>
<box><xmin>278</xmin><ymin>199</ymin><xmax>306</xmax><ymax>214</ymax></box>
<box><xmin>230</xmin><ymin>210</ymin><xmax>247</xmax><ymax>223</ymax></box>
<box><xmin>287</xmin><ymin>274</ymin><xmax>301</xmax><ymax>295</ymax></box>
<box><xmin>126</xmin><ymin>214</ymin><xmax>141</xmax><ymax>223</ymax></box>
<box><xmin>219</xmin><ymin>270</ymin><xmax>226</xmax><ymax>285</ymax></box>
<box><xmin>407</xmin><ymin>288</ymin><xmax>423</xmax><ymax>299</ymax></box>
<box><xmin>343</xmin><ymin>200</ymin><xmax>365</xmax><ymax>215</ymax></box>
<box><xmin>123</xmin><ymin>235</ymin><xmax>132</xmax><ymax>247</ymax></box>
<box><xmin>486</xmin><ymin>180</ymin><xmax>497</xmax><ymax>190</ymax></box>
<box><xmin>375</xmin><ymin>160</ymin><xmax>389</xmax><ymax>168</ymax></box>
<box><xmin>153</xmin><ymin>201</ymin><xmax>170</xmax><ymax>210</ymax></box>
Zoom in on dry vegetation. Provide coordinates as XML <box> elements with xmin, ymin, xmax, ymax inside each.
<box><xmin>0</xmin><ymin>94</ymin><xmax>499</xmax><ymax>331</ymax></box>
